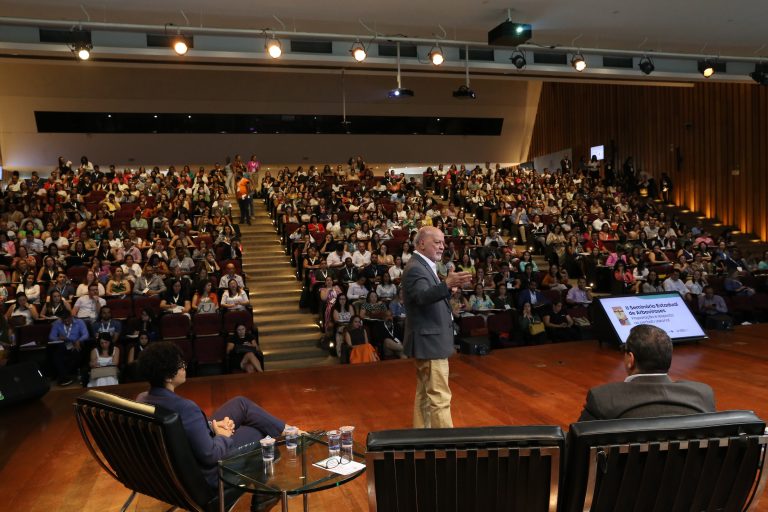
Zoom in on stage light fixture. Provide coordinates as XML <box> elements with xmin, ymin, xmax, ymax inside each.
<box><xmin>510</xmin><ymin>49</ymin><xmax>526</xmax><ymax>69</ymax></box>
<box><xmin>350</xmin><ymin>40</ymin><xmax>366</xmax><ymax>62</ymax></box>
<box><xmin>429</xmin><ymin>46</ymin><xmax>444</xmax><ymax>66</ymax></box>
<box><xmin>71</xmin><ymin>42</ymin><xmax>92</xmax><ymax>60</ymax></box>
<box><xmin>698</xmin><ymin>59</ymin><xmax>715</xmax><ymax>78</ymax></box>
<box><xmin>750</xmin><ymin>62</ymin><xmax>768</xmax><ymax>85</ymax></box>
<box><xmin>266</xmin><ymin>37</ymin><xmax>282</xmax><ymax>59</ymax></box>
<box><xmin>571</xmin><ymin>53</ymin><xmax>587</xmax><ymax>72</ymax></box>
<box><xmin>172</xmin><ymin>36</ymin><xmax>188</xmax><ymax>56</ymax></box>
<box><xmin>638</xmin><ymin>55</ymin><xmax>655</xmax><ymax>75</ymax></box>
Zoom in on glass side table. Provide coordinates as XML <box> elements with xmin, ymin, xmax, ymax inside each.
<box><xmin>218</xmin><ymin>433</ymin><xmax>366</xmax><ymax>512</ymax></box>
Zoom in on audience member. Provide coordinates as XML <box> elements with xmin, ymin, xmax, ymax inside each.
<box><xmin>48</xmin><ymin>311</ymin><xmax>89</xmax><ymax>386</ymax></box>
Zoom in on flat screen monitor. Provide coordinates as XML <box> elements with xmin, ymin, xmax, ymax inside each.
<box><xmin>590</xmin><ymin>145</ymin><xmax>604</xmax><ymax>160</ymax></box>
<box><xmin>595</xmin><ymin>292</ymin><xmax>707</xmax><ymax>344</ymax></box>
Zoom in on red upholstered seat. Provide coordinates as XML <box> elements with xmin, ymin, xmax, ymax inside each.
<box><xmin>222</xmin><ymin>310</ymin><xmax>253</xmax><ymax>335</ymax></box>
<box><xmin>193</xmin><ymin>313</ymin><xmax>221</xmax><ymax>337</ymax></box>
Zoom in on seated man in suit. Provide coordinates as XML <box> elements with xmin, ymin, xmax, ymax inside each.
<box><xmin>137</xmin><ymin>342</ymin><xmax>297</xmax><ymax>510</ymax></box>
<box><xmin>516</xmin><ymin>279</ymin><xmax>549</xmax><ymax>313</ymax></box>
<box><xmin>578</xmin><ymin>324</ymin><xmax>716</xmax><ymax>421</ymax></box>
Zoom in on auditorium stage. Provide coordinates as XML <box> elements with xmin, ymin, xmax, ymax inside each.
<box><xmin>3</xmin><ymin>325</ymin><xmax>768</xmax><ymax>511</ymax></box>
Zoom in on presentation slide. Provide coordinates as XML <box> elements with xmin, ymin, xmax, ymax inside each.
<box><xmin>590</xmin><ymin>145</ymin><xmax>604</xmax><ymax>160</ymax></box>
<box><xmin>597</xmin><ymin>292</ymin><xmax>706</xmax><ymax>344</ymax></box>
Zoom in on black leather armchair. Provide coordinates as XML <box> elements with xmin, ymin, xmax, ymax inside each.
<box><xmin>74</xmin><ymin>389</ymin><xmax>244</xmax><ymax>512</ymax></box>
<box><xmin>562</xmin><ymin>410</ymin><xmax>768</xmax><ymax>512</ymax></box>
<box><xmin>366</xmin><ymin>425</ymin><xmax>564</xmax><ymax>512</ymax></box>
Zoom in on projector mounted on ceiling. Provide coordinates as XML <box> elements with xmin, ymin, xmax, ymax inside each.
<box><xmin>452</xmin><ymin>85</ymin><xmax>476</xmax><ymax>99</ymax></box>
<box><xmin>488</xmin><ymin>20</ymin><xmax>532</xmax><ymax>47</ymax></box>
<box><xmin>388</xmin><ymin>87</ymin><xmax>414</xmax><ymax>99</ymax></box>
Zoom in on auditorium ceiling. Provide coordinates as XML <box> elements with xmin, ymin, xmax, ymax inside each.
<box><xmin>0</xmin><ymin>0</ymin><xmax>763</xmax><ymax>58</ymax></box>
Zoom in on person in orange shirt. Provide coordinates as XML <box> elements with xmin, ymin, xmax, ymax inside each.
<box><xmin>236</xmin><ymin>171</ymin><xmax>252</xmax><ymax>225</ymax></box>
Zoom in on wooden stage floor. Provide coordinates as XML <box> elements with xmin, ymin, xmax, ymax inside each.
<box><xmin>3</xmin><ymin>324</ymin><xmax>768</xmax><ymax>511</ymax></box>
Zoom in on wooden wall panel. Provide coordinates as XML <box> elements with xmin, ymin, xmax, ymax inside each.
<box><xmin>528</xmin><ymin>82</ymin><xmax>768</xmax><ymax>241</ymax></box>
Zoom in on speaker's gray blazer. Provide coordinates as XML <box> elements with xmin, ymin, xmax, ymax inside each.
<box><xmin>578</xmin><ymin>374</ymin><xmax>716</xmax><ymax>421</ymax></box>
<box><xmin>402</xmin><ymin>253</ymin><xmax>455</xmax><ymax>360</ymax></box>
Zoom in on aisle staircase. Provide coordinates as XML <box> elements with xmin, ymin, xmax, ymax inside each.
<box><xmin>234</xmin><ymin>201</ymin><xmax>337</xmax><ymax>371</ymax></box>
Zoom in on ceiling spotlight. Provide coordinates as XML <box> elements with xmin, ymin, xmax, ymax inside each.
<box><xmin>71</xmin><ymin>42</ymin><xmax>92</xmax><ymax>61</ymax></box>
<box><xmin>266</xmin><ymin>37</ymin><xmax>282</xmax><ymax>59</ymax></box>
<box><xmin>571</xmin><ymin>53</ymin><xmax>587</xmax><ymax>72</ymax></box>
<box><xmin>172</xmin><ymin>37</ymin><xmax>188</xmax><ymax>56</ymax></box>
<box><xmin>698</xmin><ymin>59</ymin><xmax>715</xmax><ymax>78</ymax></box>
<box><xmin>350</xmin><ymin>40</ymin><xmax>366</xmax><ymax>62</ymax></box>
<box><xmin>749</xmin><ymin>62</ymin><xmax>768</xmax><ymax>85</ymax></box>
<box><xmin>429</xmin><ymin>46</ymin><xmax>444</xmax><ymax>66</ymax></box>
<box><xmin>510</xmin><ymin>49</ymin><xmax>526</xmax><ymax>69</ymax></box>
<box><xmin>638</xmin><ymin>55</ymin><xmax>655</xmax><ymax>75</ymax></box>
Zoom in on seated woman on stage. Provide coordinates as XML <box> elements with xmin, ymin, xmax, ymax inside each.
<box><xmin>137</xmin><ymin>342</ymin><xmax>292</xmax><ymax>493</ymax></box>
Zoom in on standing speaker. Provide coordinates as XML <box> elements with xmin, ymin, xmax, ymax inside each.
<box><xmin>0</xmin><ymin>361</ymin><xmax>50</xmax><ymax>408</ymax></box>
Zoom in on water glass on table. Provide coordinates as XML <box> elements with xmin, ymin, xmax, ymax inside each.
<box><xmin>326</xmin><ymin>430</ymin><xmax>341</xmax><ymax>458</ymax></box>
<box><xmin>339</xmin><ymin>425</ymin><xmax>355</xmax><ymax>461</ymax></box>
<box><xmin>260</xmin><ymin>436</ymin><xmax>276</xmax><ymax>463</ymax></box>
<box><xmin>284</xmin><ymin>426</ymin><xmax>299</xmax><ymax>450</ymax></box>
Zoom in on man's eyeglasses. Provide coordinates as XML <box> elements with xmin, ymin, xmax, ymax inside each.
<box><xmin>321</xmin><ymin>455</ymin><xmax>351</xmax><ymax>469</ymax></box>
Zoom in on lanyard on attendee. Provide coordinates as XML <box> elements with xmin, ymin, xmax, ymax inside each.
<box><xmin>173</xmin><ymin>294</ymin><xmax>180</xmax><ymax>304</ymax></box>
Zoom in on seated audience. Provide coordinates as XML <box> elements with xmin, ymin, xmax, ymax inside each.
<box><xmin>359</xmin><ymin>291</ymin><xmax>388</xmax><ymax>319</ymax></box>
<box><xmin>517</xmin><ymin>302</ymin><xmax>547</xmax><ymax>345</ymax></box>
<box><xmin>73</xmin><ymin>283</ymin><xmax>106</xmax><ymax>324</ymax></box>
<box><xmin>723</xmin><ymin>270</ymin><xmax>756</xmax><ymax>296</ymax></box>
<box><xmin>160</xmin><ymin>279</ymin><xmax>192</xmax><ymax>314</ymax></box>
<box><xmin>566</xmin><ymin>278</ymin><xmax>593</xmax><ymax>307</ymax></box>
<box><xmin>192</xmin><ymin>281</ymin><xmax>219</xmax><ymax>313</ymax></box>
<box><xmin>663</xmin><ymin>268</ymin><xmax>693</xmax><ymax>301</ymax></box>
<box><xmin>343</xmin><ymin>315</ymin><xmax>378</xmax><ymax>364</ymax></box>
<box><xmin>88</xmin><ymin>332</ymin><xmax>120</xmax><ymax>388</ymax></box>
<box><xmin>48</xmin><ymin>311</ymin><xmax>89</xmax><ymax>386</ymax></box>
<box><xmin>542</xmin><ymin>301</ymin><xmax>577</xmax><ymax>342</ymax></box>
<box><xmin>227</xmin><ymin>323</ymin><xmax>263</xmax><ymax>373</ymax></box>
<box><xmin>220</xmin><ymin>278</ymin><xmax>249</xmax><ymax>311</ymax></box>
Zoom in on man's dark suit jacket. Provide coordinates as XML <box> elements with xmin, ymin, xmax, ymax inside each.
<box><xmin>517</xmin><ymin>289</ymin><xmax>549</xmax><ymax>309</ymax></box>
<box><xmin>402</xmin><ymin>252</ymin><xmax>454</xmax><ymax>360</ymax></box>
<box><xmin>578</xmin><ymin>374</ymin><xmax>716</xmax><ymax>421</ymax></box>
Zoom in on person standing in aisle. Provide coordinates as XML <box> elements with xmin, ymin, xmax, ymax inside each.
<box><xmin>236</xmin><ymin>170</ymin><xmax>252</xmax><ymax>225</ymax></box>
